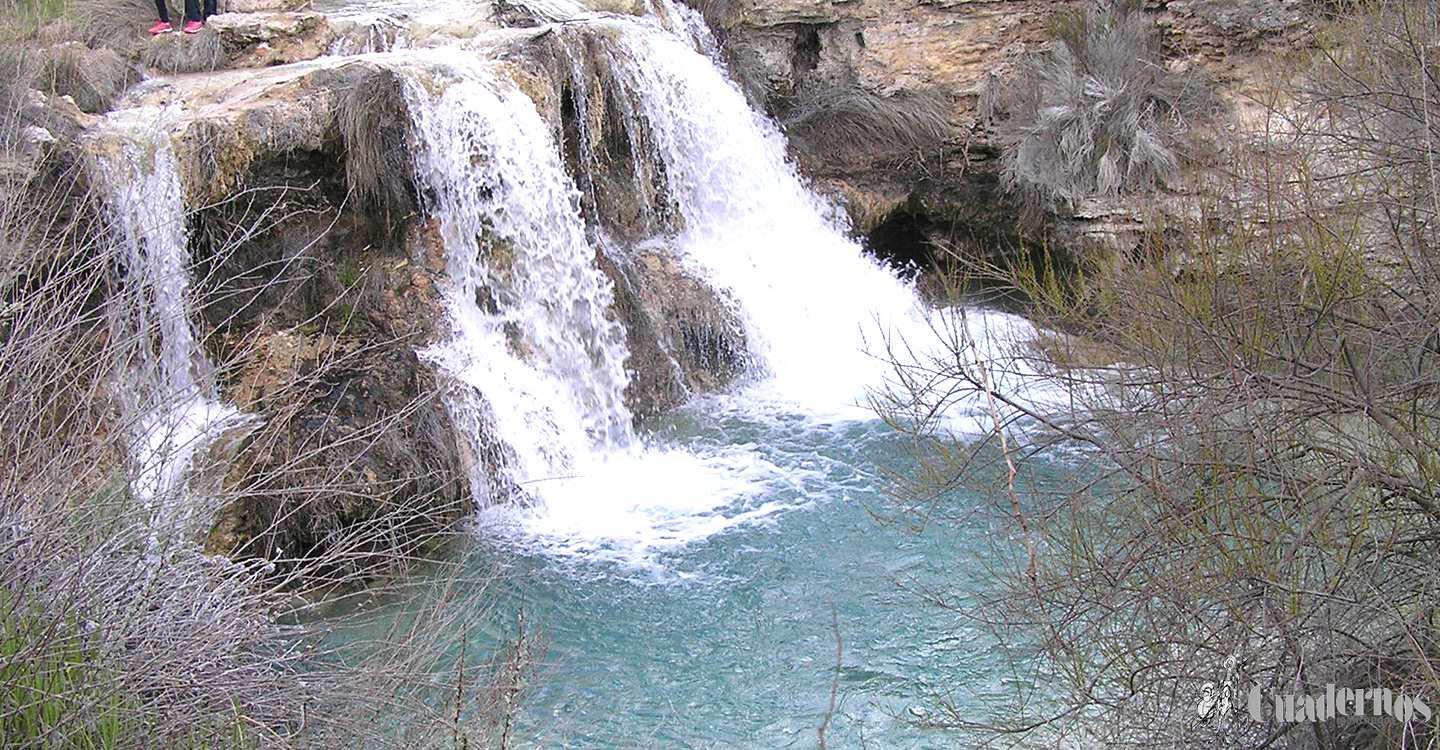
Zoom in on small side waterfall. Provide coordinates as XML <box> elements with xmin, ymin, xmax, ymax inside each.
<box><xmin>89</xmin><ymin>115</ymin><xmax>252</xmax><ymax>540</ymax></box>
<box><xmin>403</xmin><ymin>53</ymin><xmax>636</xmax><ymax>503</ymax></box>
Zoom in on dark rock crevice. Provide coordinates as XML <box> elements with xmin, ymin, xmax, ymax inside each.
<box><xmin>185</xmin><ymin>136</ymin><xmax>465</xmax><ymax>580</ymax></box>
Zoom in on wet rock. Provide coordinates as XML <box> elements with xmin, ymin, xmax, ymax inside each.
<box><xmin>601</xmin><ymin>245</ymin><xmax>747</xmax><ymax>420</ymax></box>
<box><xmin>196</xmin><ymin>147</ymin><xmax>463</xmax><ymax>578</ymax></box>
<box><xmin>77</xmin><ymin>38</ymin><xmax>752</xmax><ymax>573</ymax></box>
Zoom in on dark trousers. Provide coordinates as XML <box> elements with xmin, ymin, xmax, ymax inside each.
<box><xmin>154</xmin><ymin>0</ymin><xmax>217</xmax><ymax>23</ymax></box>
<box><xmin>185</xmin><ymin>0</ymin><xmax>217</xmax><ymax>22</ymax></box>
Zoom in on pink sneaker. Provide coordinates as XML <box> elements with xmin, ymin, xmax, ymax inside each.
<box><xmin>182</xmin><ymin>20</ymin><xmax>204</xmax><ymax>33</ymax></box>
<box><xmin>148</xmin><ymin>20</ymin><xmax>173</xmax><ymax>34</ymax></box>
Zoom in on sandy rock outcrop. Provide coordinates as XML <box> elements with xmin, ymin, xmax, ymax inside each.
<box><xmin>141</xmin><ymin>11</ymin><xmax>336</xmax><ymax>72</ymax></box>
<box><xmin>699</xmin><ymin>0</ymin><xmax>1315</xmax><ymax>260</ymax></box>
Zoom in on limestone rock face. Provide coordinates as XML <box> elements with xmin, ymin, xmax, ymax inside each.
<box><xmin>222</xmin><ymin>0</ymin><xmax>310</xmax><ymax>13</ymax></box>
<box><xmin>77</xmin><ymin>59</ymin><xmax>456</xmax><ymax>572</ymax></box>
<box><xmin>584</xmin><ymin>0</ymin><xmax>648</xmax><ymax>14</ymax></box>
<box><xmin>601</xmin><ymin>246</ymin><xmax>748</xmax><ymax>420</ymax></box>
<box><xmin>141</xmin><ymin>11</ymin><xmax>335</xmax><ymax>72</ymax></box>
<box><xmin>80</xmin><ymin>32</ymin><xmax>750</xmax><ymax>569</ymax></box>
<box><xmin>702</xmin><ymin>0</ymin><xmax>1313</xmax><ymax>258</ymax></box>
<box><xmin>207</xmin><ymin>11</ymin><xmax>337</xmax><ymax>66</ymax></box>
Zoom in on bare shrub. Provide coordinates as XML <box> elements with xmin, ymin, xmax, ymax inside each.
<box><xmin>980</xmin><ymin>0</ymin><xmax>1214</xmax><ymax>215</ymax></box>
<box><xmin>0</xmin><ymin>74</ymin><xmax>534</xmax><ymax>750</ymax></box>
<box><xmin>875</xmin><ymin>2</ymin><xmax>1440</xmax><ymax>748</ymax></box>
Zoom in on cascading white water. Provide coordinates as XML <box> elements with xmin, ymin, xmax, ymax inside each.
<box><xmin>582</xmin><ymin>24</ymin><xmax>914</xmax><ymax>411</ymax></box>
<box><xmin>648</xmin><ymin>0</ymin><xmax>721</xmax><ymax>60</ymax></box>
<box><xmin>397</xmin><ymin>52</ymin><xmax>787</xmax><ymax>566</ymax></box>
<box><xmin>328</xmin><ymin>14</ymin><xmax>411</xmax><ymax>56</ymax></box>
<box><xmin>385</xmin><ymin>10</ymin><xmax>1059</xmax><ymax>564</ymax></box>
<box><xmin>588</xmin><ymin>16</ymin><xmax>1061</xmax><ymax>428</ymax></box>
<box><xmin>88</xmin><ymin>113</ymin><xmax>250</xmax><ymax>540</ymax></box>
<box><xmin>402</xmin><ymin>52</ymin><xmax>636</xmax><ymax>502</ymax></box>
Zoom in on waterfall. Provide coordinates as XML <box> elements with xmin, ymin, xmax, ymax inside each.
<box><xmin>387</xmin><ymin>9</ymin><xmax>1055</xmax><ymax>561</ymax></box>
<box><xmin>402</xmin><ymin>52</ymin><xmax>636</xmax><ymax>503</ymax></box>
<box><xmin>399</xmin><ymin>52</ymin><xmax>785</xmax><ymax>565</ymax></box>
<box><xmin>580</xmin><ymin>22</ymin><xmax>925</xmax><ymax>413</ymax></box>
<box><xmin>649</xmin><ymin>0</ymin><xmax>721</xmax><ymax>60</ymax></box>
<box><xmin>88</xmin><ymin>113</ymin><xmax>252</xmax><ymax>541</ymax></box>
<box><xmin>546</xmin><ymin>15</ymin><xmax>1058</xmax><ymax>431</ymax></box>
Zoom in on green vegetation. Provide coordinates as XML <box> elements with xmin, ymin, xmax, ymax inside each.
<box><xmin>1</xmin><ymin>0</ymin><xmax>71</xmax><ymax>37</ymax></box>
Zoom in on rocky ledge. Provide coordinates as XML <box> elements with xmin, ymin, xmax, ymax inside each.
<box><xmin>17</xmin><ymin>12</ymin><xmax>747</xmax><ymax>575</ymax></box>
<box><xmin>698</xmin><ymin>0</ymin><xmax>1315</xmax><ymax>264</ymax></box>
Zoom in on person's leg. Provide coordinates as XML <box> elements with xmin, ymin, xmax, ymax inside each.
<box><xmin>183</xmin><ymin>0</ymin><xmax>199</xmax><ymax>23</ymax></box>
<box><xmin>148</xmin><ymin>0</ymin><xmax>173</xmax><ymax>32</ymax></box>
<box><xmin>203</xmin><ymin>0</ymin><xmax>217</xmax><ymax>19</ymax></box>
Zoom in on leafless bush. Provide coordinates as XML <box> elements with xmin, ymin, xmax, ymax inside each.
<box><xmin>875</xmin><ymin>2</ymin><xmax>1440</xmax><ymax>748</ymax></box>
<box><xmin>0</xmin><ymin>73</ymin><xmax>534</xmax><ymax>748</ymax></box>
<box><xmin>981</xmin><ymin>0</ymin><xmax>1214</xmax><ymax>216</ymax></box>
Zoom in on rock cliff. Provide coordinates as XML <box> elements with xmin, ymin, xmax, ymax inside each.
<box><xmin>693</xmin><ymin>0</ymin><xmax>1315</xmax><ymax>264</ymax></box>
<box><xmin>25</xmin><ymin>16</ymin><xmax>746</xmax><ymax>573</ymax></box>
<box><xmin>7</xmin><ymin>0</ymin><xmax>1314</xmax><ymax>576</ymax></box>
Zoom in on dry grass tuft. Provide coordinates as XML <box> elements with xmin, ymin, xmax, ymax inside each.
<box><xmin>0</xmin><ymin>42</ymin><xmax>137</xmax><ymax>113</ymax></box>
<box><xmin>141</xmin><ymin>27</ymin><xmax>225</xmax><ymax>73</ymax></box>
<box><xmin>783</xmin><ymin>80</ymin><xmax>951</xmax><ymax>166</ymax></box>
<box><xmin>981</xmin><ymin>0</ymin><xmax>1215</xmax><ymax>214</ymax></box>
<box><xmin>339</xmin><ymin>66</ymin><xmax>416</xmax><ymax>219</ymax></box>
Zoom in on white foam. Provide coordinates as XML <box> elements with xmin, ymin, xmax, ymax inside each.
<box><xmin>473</xmin><ymin>443</ymin><xmax>799</xmax><ymax>571</ymax></box>
<box><xmin>397</xmin><ymin>27</ymin><xmax>1067</xmax><ymax>568</ymax></box>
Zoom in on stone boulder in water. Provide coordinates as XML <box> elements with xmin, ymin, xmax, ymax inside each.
<box><xmin>601</xmin><ymin>245</ymin><xmax>747</xmax><ymax>421</ymax></box>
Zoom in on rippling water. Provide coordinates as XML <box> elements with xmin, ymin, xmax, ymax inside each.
<box><xmin>338</xmin><ymin>391</ymin><xmax>1062</xmax><ymax>748</ymax></box>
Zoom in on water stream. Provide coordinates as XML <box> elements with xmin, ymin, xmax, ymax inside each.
<box><xmin>348</xmin><ymin>9</ymin><xmax>1061</xmax><ymax>746</ymax></box>
<box><xmin>98</xmin><ymin>2</ymin><xmax>1066</xmax><ymax>743</ymax></box>
<box><xmin>88</xmin><ymin>115</ymin><xmax>254</xmax><ymax>545</ymax></box>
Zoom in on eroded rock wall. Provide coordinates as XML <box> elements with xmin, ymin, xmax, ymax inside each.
<box><xmin>696</xmin><ymin>0</ymin><xmax>1316</xmax><ymax>263</ymax></box>
<box><xmin>67</xmin><ymin>28</ymin><xmax>748</xmax><ymax>572</ymax></box>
